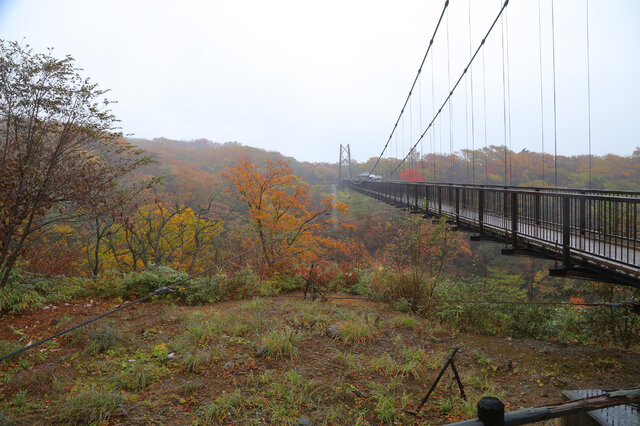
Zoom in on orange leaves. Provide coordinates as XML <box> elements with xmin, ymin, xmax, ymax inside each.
<box><xmin>223</xmin><ymin>159</ymin><xmax>351</xmax><ymax>275</ymax></box>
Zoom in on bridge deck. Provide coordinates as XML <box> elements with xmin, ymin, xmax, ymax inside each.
<box><xmin>345</xmin><ymin>180</ymin><xmax>640</xmax><ymax>288</ymax></box>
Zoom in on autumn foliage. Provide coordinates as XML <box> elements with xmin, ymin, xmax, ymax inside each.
<box><xmin>399</xmin><ymin>168</ymin><xmax>424</xmax><ymax>182</ymax></box>
<box><xmin>223</xmin><ymin>159</ymin><xmax>353</xmax><ymax>275</ymax></box>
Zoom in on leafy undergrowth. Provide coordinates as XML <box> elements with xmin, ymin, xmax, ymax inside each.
<box><xmin>1</xmin><ymin>295</ymin><xmax>639</xmax><ymax>425</ymax></box>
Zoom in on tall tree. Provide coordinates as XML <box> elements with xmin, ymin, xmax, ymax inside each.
<box><xmin>0</xmin><ymin>41</ymin><xmax>149</xmax><ymax>286</ymax></box>
<box><xmin>223</xmin><ymin>159</ymin><xmax>351</xmax><ymax>274</ymax></box>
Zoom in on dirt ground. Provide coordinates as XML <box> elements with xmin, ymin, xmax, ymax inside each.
<box><xmin>0</xmin><ymin>294</ymin><xmax>638</xmax><ymax>425</ymax></box>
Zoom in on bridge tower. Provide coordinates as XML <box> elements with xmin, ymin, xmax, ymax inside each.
<box><xmin>338</xmin><ymin>144</ymin><xmax>352</xmax><ymax>188</ymax></box>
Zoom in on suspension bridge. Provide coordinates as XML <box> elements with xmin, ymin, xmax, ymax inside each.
<box><xmin>339</xmin><ymin>0</ymin><xmax>640</xmax><ymax>288</ymax></box>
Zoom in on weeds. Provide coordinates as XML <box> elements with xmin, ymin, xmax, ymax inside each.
<box><xmin>181</xmin><ymin>350</ymin><xmax>211</xmax><ymax>373</ymax></box>
<box><xmin>240</xmin><ymin>297</ymin><xmax>265</xmax><ymax>312</ymax></box>
<box><xmin>0</xmin><ymin>340</ymin><xmax>22</xmax><ymax>359</ymax></box>
<box><xmin>257</xmin><ymin>327</ymin><xmax>301</xmax><ymax>359</ymax></box>
<box><xmin>202</xmin><ymin>390</ymin><xmax>244</xmax><ymax>424</ymax></box>
<box><xmin>53</xmin><ymin>389</ymin><xmax>125</xmax><ymax>425</ymax></box>
<box><xmin>386</xmin><ymin>314</ymin><xmax>418</xmax><ymax>330</ymax></box>
<box><xmin>116</xmin><ymin>363</ymin><xmax>150</xmax><ymax>391</ymax></box>
<box><xmin>370</xmin><ymin>383</ymin><xmax>397</xmax><ymax>424</ymax></box>
<box><xmin>337</xmin><ymin>321</ymin><xmax>375</xmax><ymax>346</ymax></box>
<box><xmin>331</xmin><ymin>350</ymin><xmax>363</xmax><ymax>373</ymax></box>
<box><xmin>87</xmin><ymin>326</ymin><xmax>120</xmax><ymax>353</ymax></box>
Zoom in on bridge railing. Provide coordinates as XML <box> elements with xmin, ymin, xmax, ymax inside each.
<box><xmin>344</xmin><ymin>180</ymin><xmax>640</xmax><ymax>278</ymax></box>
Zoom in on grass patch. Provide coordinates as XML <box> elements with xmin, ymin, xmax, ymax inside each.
<box><xmin>0</xmin><ymin>340</ymin><xmax>23</xmax><ymax>360</ymax></box>
<box><xmin>181</xmin><ymin>350</ymin><xmax>212</xmax><ymax>373</ymax></box>
<box><xmin>386</xmin><ymin>314</ymin><xmax>418</xmax><ymax>330</ymax></box>
<box><xmin>331</xmin><ymin>350</ymin><xmax>363</xmax><ymax>373</ymax></box>
<box><xmin>202</xmin><ymin>390</ymin><xmax>244</xmax><ymax>424</ymax></box>
<box><xmin>239</xmin><ymin>297</ymin><xmax>265</xmax><ymax>312</ymax></box>
<box><xmin>257</xmin><ymin>327</ymin><xmax>301</xmax><ymax>359</ymax></box>
<box><xmin>115</xmin><ymin>362</ymin><xmax>151</xmax><ymax>391</ymax></box>
<box><xmin>52</xmin><ymin>389</ymin><xmax>125</xmax><ymax>424</ymax></box>
<box><xmin>87</xmin><ymin>326</ymin><xmax>120</xmax><ymax>353</ymax></box>
<box><xmin>261</xmin><ymin>369</ymin><xmax>319</xmax><ymax>421</ymax></box>
<box><xmin>337</xmin><ymin>321</ymin><xmax>375</xmax><ymax>346</ymax></box>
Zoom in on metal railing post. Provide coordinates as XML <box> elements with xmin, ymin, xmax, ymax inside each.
<box><xmin>534</xmin><ymin>190</ymin><xmax>541</xmax><ymax>225</ymax></box>
<box><xmin>478</xmin><ymin>189</ymin><xmax>484</xmax><ymax>234</ymax></box>
<box><xmin>563</xmin><ymin>196</ymin><xmax>571</xmax><ymax>266</ymax></box>
<box><xmin>511</xmin><ymin>191</ymin><xmax>518</xmax><ymax>249</ymax></box>
<box><xmin>438</xmin><ymin>186</ymin><xmax>442</xmax><ymax>215</ymax></box>
<box><xmin>455</xmin><ymin>187</ymin><xmax>460</xmax><ymax>226</ymax></box>
<box><xmin>579</xmin><ymin>193</ymin><xmax>586</xmax><ymax>235</ymax></box>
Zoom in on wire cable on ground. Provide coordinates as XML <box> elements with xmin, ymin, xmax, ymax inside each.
<box><xmin>0</xmin><ymin>246</ymin><xmax>259</xmax><ymax>363</ymax></box>
<box><xmin>391</xmin><ymin>0</ymin><xmax>511</xmax><ymax>176</ymax></box>
<box><xmin>354</xmin><ymin>0</ymin><xmax>449</xmax><ymax>184</ymax></box>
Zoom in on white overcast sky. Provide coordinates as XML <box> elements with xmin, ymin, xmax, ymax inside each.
<box><xmin>1</xmin><ymin>0</ymin><xmax>638</xmax><ymax>163</ymax></box>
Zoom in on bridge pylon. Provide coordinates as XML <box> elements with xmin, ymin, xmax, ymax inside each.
<box><xmin>338</xmin><ymin>144</ymin><xmax>352</xmax><ymax>188</ymax></box>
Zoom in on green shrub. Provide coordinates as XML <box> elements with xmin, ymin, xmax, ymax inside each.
<box><xmin>0</xmin><ymin>272</ymin><xmax>91</xmax><ymax>313</ymax></box>
<box><xmin>174</xmin><ymin>276</ymin><xmax>222</xmax><ymax>306</ymax></box>
<box><xmin>116</xmin><ymin>265</ymin><xmax>186</xmax><ymax>299</ymax></box>
<box><xmin>262</xmin><ymin>273</ymin><xmax>303</xmax><ymax>295</ymax></box>
<box><xmin>219</xmin><ymin>267</ymin><xmax>259</xmax><ymax>298</ymax></box>
<box><xmin>53</xmin><ymin>389</ymin><xmax>125</xmax><ymax>424</ymax></box>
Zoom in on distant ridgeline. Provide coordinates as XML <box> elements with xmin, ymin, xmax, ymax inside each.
<box><xmin>131</xmin><ymin>138</ymin><xmax>640</xmax><ymax>191</ymax></box>
<box><xmin>128</xmin><ymin>137</ymin><xmax>339</xmax><ymax>187</ymax></box>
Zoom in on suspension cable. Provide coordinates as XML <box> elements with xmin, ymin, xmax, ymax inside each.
<box><xmin>505</xmin><ymin>6</ymin><xmax>513</xmax><ymax>185</ymax></box>
<box><xmin>551</xmin><ymin>0</ymin><xmax>559</xmax><ymax>187</ymax></box>
<box><xmin>432</xmin><ymin>52</ymin><xmax>437</xmax><ymax>182</ymax></box>
<box><xmin>469</xmin><ymin>0</ymin><xmax>476</xmax><ymax>184</ymax></box>
<box><xmin>586</xmin><ymin>0</ymin><xmax>593</xmax><ymax>189</ymax></box>
<box><xmin>354</xmin><ymin>0</ymin><xmax>450</xmax><ymax>183</ymax></box>
<box><xmin>391</xmin><ymin>0</ymin><xmax>511</xmax><ymax>176</ymax></box>
<box><xmin>483</xmin><ymin>48</ymin><xmax>488</xmax><ymax>184</ymax></box>
<box><xmin>419</xmin><ymin>70</ymin><xmax>423</xmax><ymax>179</ymax></box>
<box><xmin>500</xmin><ymin>0</ymin><xmax>508</xmax><ymax>186</ymax></box>
<box><xmin>447</xmin><ymin>6</ymin><xmax>454</xmax><ymax>183</ymax></box>
<box><xmin>538</xmin><ymin>0</ymin><xmax>546</xmax><ymax>187</ymax></box>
